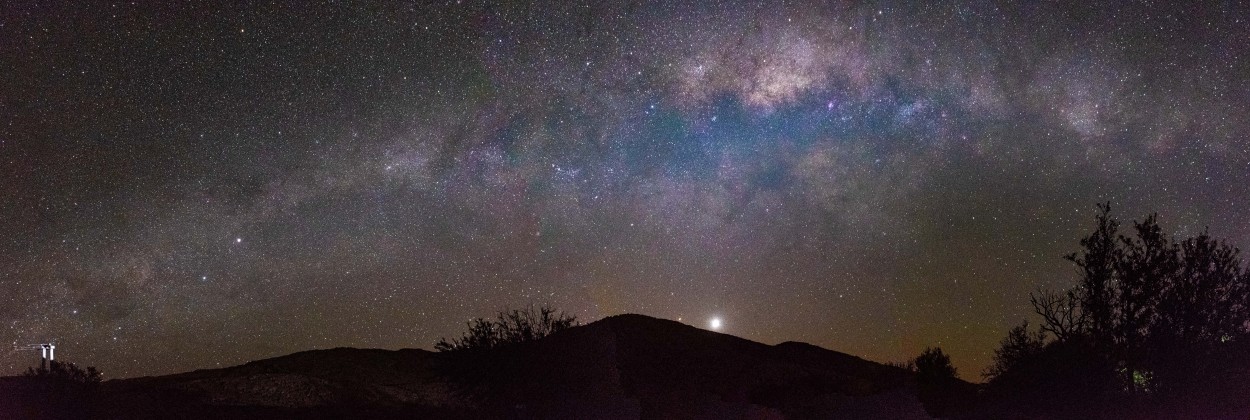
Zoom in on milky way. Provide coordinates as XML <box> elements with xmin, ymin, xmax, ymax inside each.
<box><xmin>3</xmin><ymin>1</ymin><xmax>1248</xmax><ymax>378</ymax></box>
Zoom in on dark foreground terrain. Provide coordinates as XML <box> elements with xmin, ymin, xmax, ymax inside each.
<box><xmin>7</xmin><ymin>314</ymin><xmax>1246</xmax><ymax>419</ymax></box>
<box><xmin>2</xmin><ymin>314</ymin><xmax>950</xmax><ymax>419</ymax></box>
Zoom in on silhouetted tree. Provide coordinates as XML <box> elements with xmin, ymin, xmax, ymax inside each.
<box><xmin>435</xmin><ymin>305</ymin><xmax>578</xmax><ymax>352</ymax></box>
<box><xmin>1112</xmin><ymin>214</ymin><xmax>1178</xmax><ymax>382</ymax></box>
<box><xmin>914</xmin><ymin>347</ymin><xmax>957</xmax><ymax>383</ymax></box>
<box><xmin>1158</xmin><ymin>231</ymin><xmax>1248</xmax><ymax>345</ymax></box>
<box><xmin>1060</xmin><ymin>202</ymin><xmax>1118</xmax><ymax>349</ymax></box>
<box><xmin>983</xmin><ymin>321</ymin><xmax>1045</xmax><ymax>383</ymax></box>
<box><xmin>1147</xmin><ymin>231</ymin><xmax>1250</xmax><ymax>395</ymax></box>
<box><xmin>999</xmin><ymin>203</ymin><xmax>1250</xmax><ymax>414</ymax></box>
<box><xmin>1029</xmin><ymin>288</ymin><xmax>1083</xmax><ymax>341</ymax></box>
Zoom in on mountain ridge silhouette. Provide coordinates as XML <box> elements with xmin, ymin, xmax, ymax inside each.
<box><xmin>3</xmin><ymin>314</ymin><xmax>942</xmax><ymax>419</ymax></box>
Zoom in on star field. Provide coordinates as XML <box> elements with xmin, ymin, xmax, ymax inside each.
<box><xmin>2</xmin><ymin>1</ymin><xmax>1248</xmax><ymax>378</ymax></box>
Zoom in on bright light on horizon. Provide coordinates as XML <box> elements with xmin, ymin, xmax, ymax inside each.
<box><xmin>709</xmin><ymin>317</ymin><xmax>722</xmax><ymax>331</ymax></box>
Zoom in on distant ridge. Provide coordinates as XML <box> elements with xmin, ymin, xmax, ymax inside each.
<box><xmin>2</xmin><ymin>314</ymin><xmax>937</xmax><ymax>419</ymax></box>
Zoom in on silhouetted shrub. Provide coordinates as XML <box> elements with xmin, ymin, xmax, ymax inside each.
<box><xmin>435</xmin><ymin>305</ymin><xmax>578</xmax><ymax>352</ymax></box>
<box><xmin>25</xmin><ymin>360</ymin><xmax>103</xmax><ymax>386</ymax></box>
<box><xmin>913</xmin><ymin>347</ymin><xmax>956</xmax><ymax>383</ymax></box>
<box><xmin>911</xmin><ymin>347</ymin><xmax>969</xmax><ymax>417</ymax></box>
<box><xmin>16</xmin><ymin>360</ymin><xmax>103</xmax><ymax>419</ymax></box>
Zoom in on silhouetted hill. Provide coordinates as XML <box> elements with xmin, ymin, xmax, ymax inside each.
<box><xmin>0</xmin><ymin>314</ymin><xmax>940</xmax><ymax>419</ymax></box>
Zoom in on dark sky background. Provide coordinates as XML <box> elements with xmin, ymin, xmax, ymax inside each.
<box><xmin>2</xmin><ymin>1</ymin><xmax>1248</xmax><ymax>379</ymax></box>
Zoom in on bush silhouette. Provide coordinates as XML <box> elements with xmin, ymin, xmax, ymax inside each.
<box><xmin>435</xmin><ymin>305</ymin><xmax>578</xmax><ymax>352</ymax></box>
<box><xmin>911</xmin><ymin>347</ymin><xmax>969</xmax><ymax>417</ymax></box>
<box><xmin>982</xmin><ymin>321</ymin><xmax>1045</xmax><ymax>384</ymax></box>
<box><xmin>16</xmin><ymin>360</ymin><xmax>103</xmax><ymax>418</ymax></box>
<box><xmin>25</xmin><ymin>360</ymin><xmax>103</xmax><ymax>386</ymax></box>
<box><xmin>913</xmin><ymin>347</ymin><xmax>957</xmax><ymax>383</ymax></box>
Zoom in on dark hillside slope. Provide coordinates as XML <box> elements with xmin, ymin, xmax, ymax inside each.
<box><xmin>3</xmin><ymin>314</ymin><xmax>934</xmax><ymax>419</ymax></box>
<box><xmin>420</xmin><ymin>314</ymin><xmax>930</xmax><ymax>418</ymax></box>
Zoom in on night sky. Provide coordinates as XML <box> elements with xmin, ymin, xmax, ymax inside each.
<box><xmin>3</xmin><ymin>1</ymin><xmax>1248</xmax><ymax>379</ymax></box>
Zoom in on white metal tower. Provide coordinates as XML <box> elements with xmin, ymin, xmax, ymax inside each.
<box><xmin>15</xmin><ymin>343</ymin><xmax>56</xmax><ymax>369</ymax></box>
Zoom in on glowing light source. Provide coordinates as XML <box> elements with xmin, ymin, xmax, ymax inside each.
<box><xmin>709</xmin><ymin>317</ymin><xmax>722</xmax><ymax>331</ymax></box>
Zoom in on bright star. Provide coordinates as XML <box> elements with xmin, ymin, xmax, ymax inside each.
<box><xmin>709</xmin><ymin>317</ymin><xmax>722</xmax><ymax>331</ymax></box>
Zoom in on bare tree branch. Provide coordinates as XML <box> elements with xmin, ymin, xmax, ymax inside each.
<box><xmin>1030</xmin><ymin>288</ymin><xmax>1084</xmax><ymax>341</ymax></box>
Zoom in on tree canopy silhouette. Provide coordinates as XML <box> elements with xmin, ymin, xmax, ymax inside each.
<box><xmin>913</xmin><ymin>347</ymin><xmax>957</xmax><ymax>382</ymax></box>
<box><xmin>911</xmin><ymin>346</ymin><xmax>972</xmax><ymax>417</ymax></box>
<box><xmin>988</xmin><ymin>203</ymin><xmax>1250</xmax><ymax>414</ymax></box>
<box><xmin>435</xmin><ymin>305</ymin><xmax>578</xmax><ymax>352</ymax></box>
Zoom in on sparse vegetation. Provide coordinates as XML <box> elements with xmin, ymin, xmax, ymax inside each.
<box><xmin>25</xmin><ymin>360</ymin><xmax>103</xmax><ymax>386</ymax></box>
<box><xmin>885</xmin><ymin>360</ymin><xmax>915</xmax><ymax>372</ymax></box>
<box><xmin>12</xmin><ymin>360</ymin><xmax>104</xmax><ymax>418</ymax></box>
<box><xmin>435</xmin><ymin>305</ymin><xmax>578</xmax><ymax>352</ymax></box>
